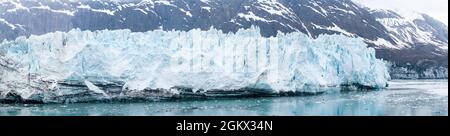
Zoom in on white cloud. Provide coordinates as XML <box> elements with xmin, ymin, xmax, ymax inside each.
<box><xmin>352</xmin><ymin>0</ymin><xmax>448</xmax><ymax>25</ymax></box>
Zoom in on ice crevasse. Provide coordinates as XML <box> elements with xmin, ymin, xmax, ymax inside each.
<box><xmin>0</xmin><ymin>27</ymin><xmax>390</xmax><ymax>103</ymax></box>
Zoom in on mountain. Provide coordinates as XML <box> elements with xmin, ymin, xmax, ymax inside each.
<box><xmin>369</xmin><ymin>9</ymin><xmax>448</xmax><ymax>79</ymax></box>
<box><xmin>0</xmin><ymin>0</ymin><xmax>448</xmax><ymax>79</ymax></box>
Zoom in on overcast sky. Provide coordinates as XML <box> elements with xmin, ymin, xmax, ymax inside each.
<box><xmin>352</xmin><ymin>0</ymin><xmax>448</xmax><ymax>25</ymax></box>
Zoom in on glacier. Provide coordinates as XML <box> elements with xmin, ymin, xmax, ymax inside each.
<box><xmin>0</xmin><ymin>27</ymin><xmax>390</xmax><ymax>103</ymax></box>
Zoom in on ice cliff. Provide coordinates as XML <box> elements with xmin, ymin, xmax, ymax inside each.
<box><xmin>0</xmin><ymin>27</ymin><xmax>390</xmax><ymax>103</ymax></box>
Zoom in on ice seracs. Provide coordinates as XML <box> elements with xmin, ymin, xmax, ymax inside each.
<box><xmin>0</xmin><ymin>27</ymin><xmax>390</xmax><ymax>103</ymax></box>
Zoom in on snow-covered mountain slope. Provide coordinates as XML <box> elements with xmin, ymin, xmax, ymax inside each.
<box><xmin>0</xmin><ymin>0</ymin><xmax>390</xmax><ymax>39</ymax></box>
<box><xmin>370</xmin><ymin>9</ymin><xmax>448</xmax><ymax>50</ymax></box>
<box><xmin>370</xmin><ymin>9</ymin><xmax>448</xmax><ymax>79</ymax></box>
<box><xmin>0</xmin><ymin>28</ymin><xmax>390</xmax><ymax>103</ymax></box>
<box><xmin>0</xmin><ymin>0</ymin><xmax>447</xmax><ymax>79</ymax></box>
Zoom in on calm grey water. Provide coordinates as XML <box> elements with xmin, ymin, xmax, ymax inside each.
<box><xmin>0</xmin><ymin>80</ymin><xmax>447</xmax><ymax>116</ymax></box>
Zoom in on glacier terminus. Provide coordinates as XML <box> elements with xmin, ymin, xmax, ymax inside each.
<box><xmin>0</xmin><ymin>27</ymin><xmax>390</xmax><ymax>103</ymax></box>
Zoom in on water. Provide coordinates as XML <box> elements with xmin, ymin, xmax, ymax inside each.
<box><xmin>0</xmin><ymin>80</ymin><xmax>447</xmax><ymax>116</ymax></box>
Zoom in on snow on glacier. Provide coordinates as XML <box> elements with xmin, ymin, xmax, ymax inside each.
<box><xmin>0</xmin><ymin>27</ymin><xmax>390</xmax><ymax>101</ymax></box>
